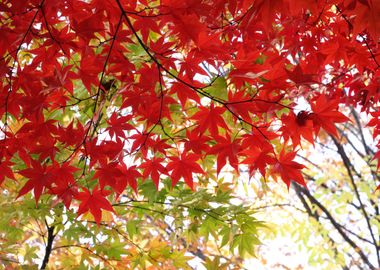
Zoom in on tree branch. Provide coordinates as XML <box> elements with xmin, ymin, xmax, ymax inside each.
<box><xmin>331</xmin><ymin>136</ymin><xmax>380</xmax><ymax>266</ymax></box>
<box><xmin>293</xmin><ymin>183</ymin><xmax>376</xmax><ymax>270</ymax></box>
<box><xmin>40</xmin><ymin>221</ymin><xmax>56</xmax><ymax>270</ymax></box>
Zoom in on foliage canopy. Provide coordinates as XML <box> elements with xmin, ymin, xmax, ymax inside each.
<box><xmin>1</xmin><ymin>0</ymin><xmax>380</xmax><ymax>268</ymax></box>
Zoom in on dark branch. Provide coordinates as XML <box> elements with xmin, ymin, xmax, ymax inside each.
<box><xmin>40</xmin><ymin>221</ymin><xmax>56</xmax><ymax>270</ymax></box>
<box><xmin>293</xmin><ymin>183</ymin><xmax>376</xmax><ymax>270</ymax></box>
<box><xmin>331</xmin><ymin>136</ymin><xmax>380</xmax><ymax>265</ymax></box>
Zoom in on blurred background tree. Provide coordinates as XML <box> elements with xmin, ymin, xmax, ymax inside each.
<box><xmin>250</xmin><ymin>109</ymin><xmax>380</xmax><ymax>269</ymax></box>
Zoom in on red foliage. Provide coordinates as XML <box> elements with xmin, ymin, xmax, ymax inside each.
<box><xmin>1</xmin><ymin>0</ymin><xmax>380</xmax><ymax>221</ymax></box>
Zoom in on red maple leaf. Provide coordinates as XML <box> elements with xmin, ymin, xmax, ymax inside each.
<box><xmin>118</xmin><ymin>163</ymin><xmax>142</xmax><ymax>194</ymax></box>
<box><xmin>56</xmin><ymin>121</ymin><xmax>85</xmax><ymax>147</ymax></box>
<box><xmin>49</xmin><ymin>162</ymin><xmax>78</xmax><ymax>184</ymax></box>
<box><xmin>271</xmin><ymin>150</ymin><xmax>306</xmax><ymax>188</ymax></box>
<box><xmin>345</xmin><ymin>0</ymin><xmax>380</xmax><ymax>42</ymax></box>
<box><xmin>170</xmin><ymin>82</ymin><xmax>201</xmax><ymax>108</ymax></box>
<box><xmin>242</xmin><ymin>145</ymin><xmax>276</xmax><ymax>177</ymax></box>
<box><xmin>106</xmin><ymin>113</ymin><xmax>134</xmax><ymax>139</ymax></box>
<box><xmin>207</xmin><ymin>134</ymin><xmax>242</xmax><ymax>175</ymax></box>
<box><xmin>49</xmin><ymin>183</ymin><xmax>78</xmax><ymax>209</ymax></box>
<box><xmin>191</xmin><ymin>103</ymin><xmax>229</xmax><ymax>137</ymax></box>
<box><xmin>18</xmin><ymin>160</ymin><xmax>53</xmax><ymax>204</ymax></box>
<box><xmin>0</xmin><ymin>159</ymin><xmax>15</xmax><ymax>186</ymax></box>
<box><xmin>130</xmin><ymin>132</ymin><xmax>171</xmax><ymax>156</ymax></box>
<box><xmin>139</xmin><ymin>157</ymin><xmax>168</xmax><ymax>189</ymax></box>
<box><xmin>226</xmin><ymin>91</ymin><xmax>258</xmax><ymax>123</ymax></box>
<box><xmin>72</xmin><ymin>10</ymin><xmax>105</xmax><ymax>40</ymax></box>
<box><xmin>166</xmin><ymin>153</ymin><xmax>204</xmax><ymax>189</ymax></box>
<box><xmin>94</xmin><ymin>162</ymin><xmax>124</xmax><ymax>190</ymax></box>
<box><xmin>76</xmin><ymin>186</ymin><xmax>114</xmax><ymax>225</ymax></box>
<box><xmin>286</xmin><ymin>64</ymin><xmax>318</xmax><ymax>85</ymax></box>
<box><xmin>281</xmin><ymin>111</ymin><xmax>314</xmax><ymax>147</ymax></box>
<box><xmin>310</xmin><ymin>95</ymin><xmax>349</xmax><ymax>137</ymax></box>
<box><xmin>183</xmin><ymin>130</ymin><xmax>211</xmax><ymax>155</ymax></box>
<box><xmin>86</xmin><ymin>139</ymin><xmax>124</xmax><ymax>168</ymax></box>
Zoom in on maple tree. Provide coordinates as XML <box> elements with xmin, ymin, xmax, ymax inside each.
<box><xmin>1</xmin><ymin>0</ymin><xmax>380</xmax><ymax>268</ymax></box>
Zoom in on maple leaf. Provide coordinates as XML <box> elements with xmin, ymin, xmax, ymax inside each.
<box><xmin>241</xmin><ymin>145</ymin><xmax>276</xmax><ymax>178</ymax></box>
<box><xmin>229</xmin><ymin>50</ymin><xmax>271</xmax><ymax>89</ymax></box>
<box><xmin>133</xmin><ymin>14</ymin><xmax>162</xmax><ymax>43</ymax></box>
<box><xmin>254</xmin><ymin>0</ymin><xmax>286</xmax><ymax>30</ymax></box>
<box><xmin>72</xmin><ymin>10</ymin><xmax>105</xmax><ymax>40</ymax></box>
<box><xmin>183</xmin><ymin>130</ymin><xmax>211</xmax><ymax>155</ymax></box>
<box><xmin>281</xmin><ymin>111</ymin><xmax>314</xmax><ymax>147</ymax></box>
<box><xmin>372</xmin><ymin>140</ymin><xmax>380</xmax><ymax>170</ymax></box>
<box><xmin>166</xmin><ymin>153</ymin><xmax>204</xmax><ymax>190</ymax></box>
<box><xmin>271</xmin><ymin>150</ymin><xmax>306</xmax><ymax>188</ymax></box>
<box><xmin>49</xmin><ymin>162</ymin><xmax>78</xmax><ymax>184</ymax></box>
<box><xmin>106</xmin><ymin>113</ymin><xmax>135</xmax><ymax>139</ymax></box>
<box><xmin>118</xmin><ymin>163</ymin><xmax>142</xmax><ymax>194</ymax></box>
<box><xmin>49</xmin><ymin>183</ymin><xmax>78</xmax><ymax>209</ymax></box>
<box><xmin>94</xmin><ymin>162</ymin><xmax>124</xmax><ymax>190</ymax></box>
<box><xmin>191</xmin><ymin>103</ymin><xmax>229</xmax><ymax>137</ymax></box>
<box><xmin>76</xmin><ymin>186</ymin><xmax>114</xmax><ymax>225</ymax></box>
<box><xmin>30</xmin><ymin>137</ymin><xmax>59</xmax><ymax>162</ymax></box>
<box><xmin>0</xmin><ymin>159</ymin><xmax>15</xmax><ymax>186</ymax></box>
<box><xmin>320</xmin><ymin>34</ymin><xmax>351</xmax><ymax>66</ymax></box>
<box><xmin>310</xmin><ymin>95</ymin><xmax>349</xmax><ymax>137</ymax></box>
<box><xmin>170</xmin><ymin>82</ymin><xmax>201</xmax><ymax>108</ymax></box>
<box><xmin>207</xmin><ymin>135</ymin><xmax>242</xmax><ymax>175</ymax></box>
<box><xmin>286</xmin><ymin>65</ymin><xmax>318</xmax><ymax>85</ymax></box>
<box><xmin>130</xmin><ymin>132</ymin><xmax>171</xmax><ymax>156</ymax></box>
<box><xmin>20</xmin><ymin>94</ymin><xmax>49</xmax><ymax>122</ymax></box>
<box><xmin>86</xmin><ymin>139</ymin><xmax>124</xmax><ymax>168</ymax></box>
<box><xmin>241</xmin><ymin>128</ymin><xmax>278</xmax><ymax>150</ymax></box>
<box><xmin>226</xmin><ymin>91</ymin><xmax>257</xmax><ymax>123</ymax></box>
<box><xmin>166</xmin><ymin>12</ymin><xmax>208</xmax><ymax>47</ymax></box>
<box><xmin>345</xmin><ymin>0</ymin><xmax>380</xmax><ymax>42</ymax></box>
<box><xmin>0</xmin><ymin>91</ymin><xmax>21</xmax><ymax>119</ymax></box>
<box><xmin>367</xmin><ymin>111</ymin><xmax>380</xmax><ymax>139</ymax></box>
<box><xmin>136</xmin><ymin>95</ymin><xmax>176</xmax><ymax>127</ymax></box>
<box><xmin>14</xmin><ymin>120</ymin><xmax>59</xmax><ymax>162</ymax></box>
<box><xmin>139</xmin><ymin>157</ymin><xmax>168</xmax><ymax>189</ymax></box>
<box><xmin>18</xmin><ymin>160</ymin><xmax>53</xmax><ymax>204</ymax></box>
<box><xmin>129</xmin><ymin>132</ymin><xmax>151</xmax><ymax>154</ymax></box>
<box><xmin>78</xmin><ymin>53</ymin><xmax>104</xmax><ymax>92</ymax></box>
<box><xmin>56</xmin><ymin>121</ymin><xmax>85</xmax><ymax>147</ymax></box>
